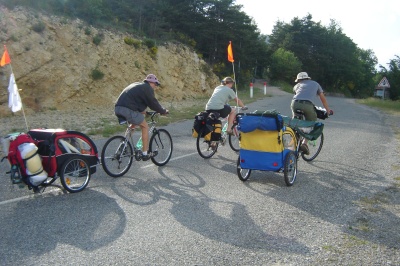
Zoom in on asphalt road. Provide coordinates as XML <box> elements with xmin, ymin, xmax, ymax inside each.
<box><xmin>1</xmin><ymin>92</ymin><xmax>399</xmax><ymax>265</ymax></box>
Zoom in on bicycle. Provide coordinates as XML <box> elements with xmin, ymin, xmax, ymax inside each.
<box><xmin>196</xmin><ymin>106</ymin><xmax>247</xmax><ymax>159</ymax></box>
<box><xmin>292</xmin><ymin>107</ymin><xmax>332</xmax><ymax>161</ymax></box>
<box><xmin>101</xmin><ymin>111</ymin><xmax>173</xmax><ymax>177</ymax></box>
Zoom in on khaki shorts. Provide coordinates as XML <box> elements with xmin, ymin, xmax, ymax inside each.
<box><xmin>115</xmin><ymin>106</ymin><xmax>145</xmax><ymax>125</ymax></box>
<box><xmin>291</xmin><ymin>100</ymin><xmax>317</xmax><ymax>121</ymax></box>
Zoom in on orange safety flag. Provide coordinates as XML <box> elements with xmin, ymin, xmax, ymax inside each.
<box><xmin>227</xmin><ymin>41</ymin><xmax>234</xmax><ymax>63</ymax></box>
<box><xmin>1</xmin><ymin>45</ymin><xmax>11</xmax><ymax>67</ymax></box>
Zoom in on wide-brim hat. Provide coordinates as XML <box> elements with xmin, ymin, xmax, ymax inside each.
<box><xmin>295</xmin><ymin>72</ymin><xmax>311</xmax><ymax>82</ymax></box>
<box><xmin>144</xmin><ymin>74</ymin><xmax>160</xmax><ymax>85</ymax></box>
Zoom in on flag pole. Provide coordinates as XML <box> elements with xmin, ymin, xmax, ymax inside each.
<box><xmin>1</xmin><ymin>45</ymin><xmax>29</xmax><ymax>131</ymax></box>
<box><xmin>227</xmin><ymin>41</ymin><xmax>239</xmax><ymax>107</ymax></box>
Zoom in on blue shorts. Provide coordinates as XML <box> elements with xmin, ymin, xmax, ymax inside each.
<box><xmin>115</xmin><ymin>106</ymin><xmax>145</xmax><ymax>125</ymax></box>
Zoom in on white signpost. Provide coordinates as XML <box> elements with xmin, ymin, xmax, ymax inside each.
<box><xmin>377</xmin><ymin>77</ymin><xmax>390</xmax><ymax>100</ymax></box>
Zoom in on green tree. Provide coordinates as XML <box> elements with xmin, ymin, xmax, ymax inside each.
<box><xmin>379</xmin><ymin>55</ymin><xmax>400</xmax><ymax>100</ymax></box>
<box><xmin>269</xmin><ymin>48</ymin><xmax>301</xmax><ymax>81</ymax></box>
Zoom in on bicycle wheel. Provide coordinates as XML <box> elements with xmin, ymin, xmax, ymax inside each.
<box><xmin>60</xmin><ymin>155</ymin><xmax>91</xmax><ymax>193</ymax></box>
<box><xmin>284</xmin><ymin>151</ymin><xmax>297</xmax><ymax>186</ymax></box>
<box><xmin>101</xmin><ymin>136</ymin><xmax>133</xmax><ymax>177</ymax></box>
<box><xmin>301</xmin><ymin>132</ymin><xmax>324</xmax><ymax>162</ymax></box>
<box><xmin>196</xmin><ymin>128</ymin><xmax>217</xmax><ymax>159</ymax></box>
<box><xmin>149</xmin><ymin>129</ymin><xmax>173</xmax><ymax>166</ymax></box>
<box><xmin>228</xmin><ymin>125</ymin><xmax>240</xmax><ymax>152</ymax></box>
<box><xmin>236</xmin><ymin>156</ymin><xmax>251</xmax><ymax>181</ymax></box>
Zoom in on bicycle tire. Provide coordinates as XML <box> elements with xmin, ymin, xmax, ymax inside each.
<box><xmin>60</xmin><ymin>155</ymin><xmax>91</xmax><ymax>193</ymax></box>
<box><xmin>236</xmin><ymin>156</ymin><xmax>251</xmax><ymax>181</ymax></box>
<box><xmin>301</xmin><ymin>132</ymin><xmax>324</xmax><ymax>162</ymax></box>
<box><xmin>284</xmin><ymin>151</ymin><xmax>297</xmax><ymax>186</ymax></box>
<box><xmin>101</xmin><ymin>136</ymin><xmax>133</xmax><ymax>177</ymax></box>
<box><xmin>149</xmin><ymin>129</ymin><xmax>173</xmax><ymax>166</ymax></box>
<box><xmin>228</xmin><ymin>125</ymin><xmax>240</xmax><ymax>152</ymax></box>
<box><xmin>196</xmin><ymin>128</ymin><xmax>217</xmax><ymax>159</ymax></box>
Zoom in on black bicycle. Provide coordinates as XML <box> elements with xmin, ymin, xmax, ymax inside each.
<box><xmin>293</xmin><ymin>107</ymin><xmax>332</xmax><ymax>161</ymax></box>
<box><xmin>196</xmin><ymin>106</ymin><xmax>247</xmax><ymax>159</ymax></box>
<box><xmin>101</xmin><ymin>111</ymin><xmax>173</xmax><ymax>177</ymax></box>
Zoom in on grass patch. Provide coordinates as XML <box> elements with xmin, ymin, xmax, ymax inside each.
<box><xmin>357</xmin><ymin>98</ymin><xmax>400</xmax><ymax>114</ymax></box>
<box><xmin>86</xmin><ymin>90</ymin><xmax>271</xmax><ymax>137</ymax></box>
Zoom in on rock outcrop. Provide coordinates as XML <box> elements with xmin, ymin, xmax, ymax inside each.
<box><xmin>0</xmin><ymin>6</ymin><xmax>219</xmax><ymax>117</ymax></box>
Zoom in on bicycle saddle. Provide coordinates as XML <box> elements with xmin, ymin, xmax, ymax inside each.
<box><xmin>116</xmin><ymin>115</ymin><xmax>127</xmax><ymax>125</ymax></box>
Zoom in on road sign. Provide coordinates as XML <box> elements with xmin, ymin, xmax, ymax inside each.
<box><xmin>378</xmin><ymin>77</ymin><xmax>390</xmax><ymax>88</ymax></box>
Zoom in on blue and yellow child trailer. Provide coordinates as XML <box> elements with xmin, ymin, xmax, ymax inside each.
<box><xmin>235</xmin><ymin>111</ymin><xmax>298</xmax><ymax>186</ymax></box>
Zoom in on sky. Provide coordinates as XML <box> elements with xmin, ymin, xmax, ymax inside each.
<box><xmin>235</xmin><ymin>0</ymin><xmax>400</xmax><ymax>69</ymax></box>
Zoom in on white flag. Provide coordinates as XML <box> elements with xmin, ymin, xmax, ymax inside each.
<box><xmin>8</xmin><ymin>73</ymin><xmax>22</xmax><ymax>112</ymax></box>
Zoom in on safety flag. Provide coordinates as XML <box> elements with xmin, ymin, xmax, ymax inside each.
<box><xmin>1</xmin><ymin>45</ymin><xmax>11</xmax><ymax>67</ymax></box>
<box><xmin>8</xmin><ymin>73</ymin><xmax>22</xmax><ymax>112</ymax></box>
<box><xmin>227</xmin><ymin>41</ymin><xmax>234</xmax><ymax>63</ymax></box>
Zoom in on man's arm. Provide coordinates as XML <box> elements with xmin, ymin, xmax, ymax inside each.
<box><xmin>319</xmin><ymin>93</ymin><xmax>331</xmax><ymax>114</ymax></box>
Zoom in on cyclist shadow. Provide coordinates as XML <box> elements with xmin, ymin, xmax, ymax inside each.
<box><xmin>111</xmin><ymin>163</ymin><xmax>309</xmax><ymax>253</ymax></box>
<box><xmin>1</xmin><ymin>189</ymin><xmax>126</xmax><ymax>260</ymax></box>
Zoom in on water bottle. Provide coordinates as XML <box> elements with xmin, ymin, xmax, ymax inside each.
<box><xmin>10</xmin><ymin>165</ymin><xmax>22</xmax><ymax>184</ymax></box>
<box><xmin>222</xmin><ymin>123</ymin><xmax>228</xmax><ymax>132</ymax></box>
<box><xmin>136</xmin><ymin>138</ymin><xmax>143</xmax><ymax>149</ymax></box>
<box><xmin>221</xmin><ymin>123</ymin><xmax>228</xmax><ymax>145</ymax></box>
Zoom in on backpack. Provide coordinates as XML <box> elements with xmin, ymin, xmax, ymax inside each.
<box><xmin>7</xmin><ymin>133</ymin><xmax>48</xmax><ymax>186</ymax></box>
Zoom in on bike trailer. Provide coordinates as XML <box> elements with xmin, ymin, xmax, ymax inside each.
<box><xmin>27</xmin><ymin>129</ymin><xmax>99</xmax><ymax>177</ymax></box>
<box><xmin>237</xmin><ymin>111</ymin><xmax>293</xmax><ymax>171</ymax></box>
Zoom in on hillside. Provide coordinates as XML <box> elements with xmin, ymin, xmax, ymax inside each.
<box><xmin>0</xmin><ymin>6</ymin><xmax>219</xmax><ymax>134</ymax></box>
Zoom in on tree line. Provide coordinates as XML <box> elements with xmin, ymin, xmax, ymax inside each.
<box><xmin>1</xmin><ymin>0</ymin><xmax>398</xmax><ymax>100</ymax></box>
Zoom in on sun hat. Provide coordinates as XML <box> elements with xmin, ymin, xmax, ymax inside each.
<box><xmin>295</xmin><ymin>72</ymin><xmax>311</xmax><ymax>82</ymax></box>
<box><xmin>221</xmin><ymin>77</ymin><xmax>235</xmax><ymax>83</ymax></box>
<box><xmin>144</xmin><ymin>74</ymin><xmax>160</xmax><ymax>85</ymax></box>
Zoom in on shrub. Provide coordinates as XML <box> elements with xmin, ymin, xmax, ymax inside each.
<box><xmin>91</xmin><ymin>68</ymin><xmax>104</xmax><ymax>80</ymax></box>
<box><xmin>92</xmin><ymin>33</ymin><xmax>104</xmax><ymax>46</ymax></box>
<box><xmin>84</xmin><ymin>27</ymin><xmax>91</xmax><ymax>35</ymax></box>
<box><xmin>32</xmin><ymin>21</ymin><xmax>46</xmax><ymax>33</ymax></box>
<box><xmin>148</xmin><ymin>46</ymin><xmax>158</xmax><ymax>59</ymax></box>
<box><xmin>143</xmin><ymin>38</ymin><xmax>155</xmax><ymax>49</ymax></box>
<box><xmin>124</xmin><ymin>37</ymin><xmax>141</xmax><ymax>48</ymax></box>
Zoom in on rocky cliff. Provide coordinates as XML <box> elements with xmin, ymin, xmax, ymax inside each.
<box><xmin>0</xmin><ymin>6</ymin><xmax>219</xmax><ymax>118</ymax></box>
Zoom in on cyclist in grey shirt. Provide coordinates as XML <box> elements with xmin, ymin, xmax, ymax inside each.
<box><xmin>291</xmin><ymin>72</ymin><xmax>332</xmax><ymax>121</ymax></box>
<box><xmin>206</xmin><ymin>77</ymin><xmax>246</xmax><ymax>134</ymax></box>
<box><xmin>291</xmin><ymin>72</ymin><xmax>333</xmax><ymax>154</ymax></box>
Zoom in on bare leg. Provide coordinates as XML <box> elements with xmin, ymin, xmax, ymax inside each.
<box><xmin>138</xmin><ymin>120</ymin><xmax>149</xmax><ymax>152</ymax></box>
<box><xmin>227</xmin><ymin>109</ymin><xmax>236</xmax><ymax>131</ymax></box>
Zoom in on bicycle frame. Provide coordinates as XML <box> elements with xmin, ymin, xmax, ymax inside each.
<box><xmin>123</xmin><ymin>113</ymin><xmax>159</xmax><ymax>160</ymax></box>
<box><xmin>292</xmin><ymin>109</ymin><xmax>324</xmax><ymax>161</ymax></box>
<box><xmin>101</xmin><ymin>111</ymin><xmax>173</xmax><ymax>177</ymax></box>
